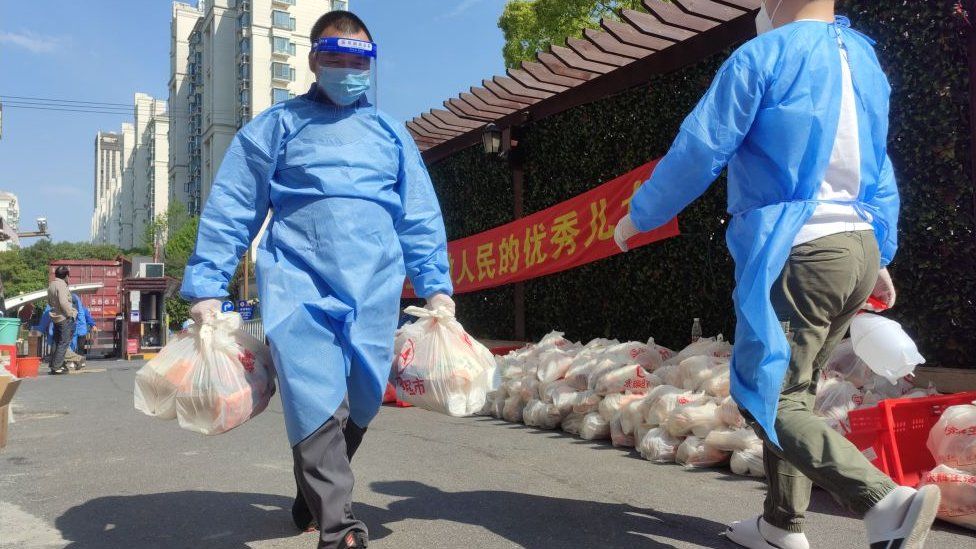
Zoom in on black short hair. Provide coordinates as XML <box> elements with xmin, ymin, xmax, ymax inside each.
<box><xmin>310</xmin><ymin>10</ymin><xmax>372</xmax><ymax>43</ymax></box>
<box><xmin>55</xmin><ymin>266</ymin><xmax>69</xmax><ymax>279</ymax></box>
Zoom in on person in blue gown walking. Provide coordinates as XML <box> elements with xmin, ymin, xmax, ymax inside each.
<box><xmin>180</xmin><ymin>11</ymin><xmax>454</xmax><ymax>549</ymax></box>
<box><xmin>614</xmin><ymin>2</ymin><xmax>939</xmax><ymax>548</ymax></box>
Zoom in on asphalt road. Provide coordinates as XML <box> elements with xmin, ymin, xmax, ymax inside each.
<box><xmin>1</xmin><ymin>360</ymin><xmax>972</xmax><ymax>549</ymax></box>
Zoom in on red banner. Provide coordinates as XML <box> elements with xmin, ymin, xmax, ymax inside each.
<box><xmin>406</xmin><ymin>160</ymin><xmax>679</xmax><ymax>297</ymax></box>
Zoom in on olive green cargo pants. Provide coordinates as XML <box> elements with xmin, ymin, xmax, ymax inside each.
<box><xmin>751</xmin><ymin>230</ymin><xmax>898</xmax><ymax>532</ymax></box>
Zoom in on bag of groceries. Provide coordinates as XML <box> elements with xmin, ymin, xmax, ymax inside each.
<box><xmin>393</xmin><ymin>306</ymin><xmax>496</xmax><ymax>417</ymax></box>
<box><xmin>134</xmin><ymin>312</ymin><xmax>276</xmax><ymax>435</ymax></box>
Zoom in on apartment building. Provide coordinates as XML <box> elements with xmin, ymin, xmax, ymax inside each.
<box><xmin>0</xmin><ymin>191</ymin><xmax>19</xmax><ymax>252</ymax></box>
<box><xmin>91</xmin><ymin>132</ymin><xmax>122</xmax><ymax>245</ymax></box>
<box><xmin>171</xmin><ymin>0</ymin><xmax>345</xmax><ymax>215</ymax></box>
<box><xmin>91</xmin><ymin>95</ymin><xmax>168</xmax><ymax>249</ymax></box>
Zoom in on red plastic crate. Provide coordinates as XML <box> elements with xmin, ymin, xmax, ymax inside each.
<box><xmin>845</xmin><ymin>391</ymin><xmax>976</xmax><ymax>487</ymax></box>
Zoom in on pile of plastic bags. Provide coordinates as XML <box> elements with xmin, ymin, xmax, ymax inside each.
<box><xmin>484</xmin><ymin>329</ymin><xmax>942</xmax><ymax>483</ymax></box>
<box><xmin>819</xmin><ymin>338</ymin><xmax>937</xmax><ymax>434</ymax></box>
<box><xmin>484</xmin><ymin>331</ymin><xmax>770</xmax><ymax>477</ymax></box>
<box><xmin>393</xmin><ymin>306</ymin><xmax>497</xmax><ymax>417</ymax></box>
<box><xmin>134</xmin><ymin>312</ymin><xmax>276</xmax><ymax>435</ymax></box>
<box><xmin>921</xmin><ymin>402</ymin><xmax>976</xmax><ymax>530</ymax></box>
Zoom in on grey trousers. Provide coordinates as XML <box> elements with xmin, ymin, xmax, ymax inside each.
<box><xmin>50</xmin><ymin>319</ymin><xmax>76</xmax><ymax>371</ymax></box>
<box><xmin>755</xmin><ymin>231</ymin><xmax>896</xmax><ymax>532</ymax></box>
<box><xmin>293</xmin><ymin>399</ymin><xmax>368</xmax><ymax>549</ymax></box>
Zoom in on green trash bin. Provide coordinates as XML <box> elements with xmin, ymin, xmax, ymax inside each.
<box><xmin>0</xmin><ymin>318</ymin><xmax>21</xmax><ymax>345</ymax></box>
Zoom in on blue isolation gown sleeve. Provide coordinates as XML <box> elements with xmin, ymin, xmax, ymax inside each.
<box><xmin>181</xmin><ymin>118</ymin><xmax>278</xmax><ymax>300</ymax></box>
<box><xmin>39</xmin><ymin>306</ymin><xmax>51</xmax><ymax>334</ymax></box>
<box><xmin>393</xmin><ymin>130</ymin><xmax>453</xmax><ymax>299</ymax></box>
<box><xmin>83</xmin><ymin>303</ymin><xmax>96</xmax><ymax>328</ymax></box>
<box><xmin>870</xmin><ymin>155</ymin><xmax>900</xmax><ymax>266</ymax></box>
<box><xmin>630</xmin><ymin>57</ymin><xmax>765</xmax><ymax>232</ymax></box>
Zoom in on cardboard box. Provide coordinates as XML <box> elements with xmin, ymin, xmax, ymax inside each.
<box><xmin>0</xmin><ymin>374</ymin><xmax>22</xmax><ymax>449</ymax></box>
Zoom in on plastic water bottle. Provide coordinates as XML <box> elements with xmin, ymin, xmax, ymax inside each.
<box><xmin>850</xmin><ymin>313</ymin><xmax>925</xmax><ymax>384</ymax></box>
<box><xmin>691</xmin><ymin>318</ymin><xmax>702</xmax><ymax>343</ymax></box>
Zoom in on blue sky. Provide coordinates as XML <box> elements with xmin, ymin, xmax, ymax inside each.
<box><xmin>0</xmin><ymin>0</ymin><xmax>508</xmax><ymax>243</ymax></box>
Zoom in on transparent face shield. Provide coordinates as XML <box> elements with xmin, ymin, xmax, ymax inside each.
<box><xmin>311</xmin><ymin>37</ymin><xmax>377</xmax><ymax>111</ymax></box>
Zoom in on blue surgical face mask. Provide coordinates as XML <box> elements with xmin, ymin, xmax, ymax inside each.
<box><xmin>317</xmin><ymin>67</ymin><xmax>371</xmax><ymax>106</ymax></box>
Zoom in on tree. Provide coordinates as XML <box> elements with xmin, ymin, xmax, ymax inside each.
<box><xmin>498</xmin><ymin>0</ymin><xmax>646</xmax><ymax>68</ymax></box>
<box><xmin>143</xmin><ymin>201</ymin><xmax>193</xmax><ymax>251</ymax></box>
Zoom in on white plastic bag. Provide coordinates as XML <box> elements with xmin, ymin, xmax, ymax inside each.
<box><xmin>598</xmin><ymin>393</ymin><xmax>644</xmax><ymax>422</ymax></box>
<box><xmin>561</xmin><ymin>411</ymin><xmax>585</xmax><ymax>435</ymax></box>
<box><xmin>610</xmin><ymin>415</ymin><xmax>635</xmax><ymax>447</ymax></box>
<box><xmin>919</xmin><ymin>465</ymin><xmax>976</xmax><ymax>530</ymax></box>
<box><xmin>926</xmin><ymin>404</ymin><xmax>976</xmax><ymax>473</ymax></box>
<box><xmin>580</xmin><ymin>412</ymin><xmax>610</xmax><ymax>440</ymax></box>
<box><xmin>850</xmin><ymin>313</ymin><xmax>925</xmax><ymax>384</ymax></box>
<box><xmin>717</xmin><ymin>396</ymin><xmax>747</xmax><ymax>429</ymax></box>
<box><xmin>394</xmin><ymin>307</ymin><xmax>496</xmax><ymax>417</ymax></box>
<box><xmin>676</xmin><ymin>435</ymin><xmax>730</xmax><ymax>468</ymax></box>
<box><xmin>502</xmin><ymin>395</ymin><xmax>524</xmax><ymax>423</ymax></box>
<box><xmin>678</xmin><ymin>356</ymin><xmax>729</xmax><ymax>393</ymax></box>
<box><xmin>702</xmin><ymin>364</ymin><xmax>731</xmax><ymax>398</ymax></box>
<box><xmin>665</xmin><ymin>399</ymin><xmax>720</xmax><ymax>438</ymax></box>
<box><xmin>523</xmin><ymin>399</ymin><xmax>562</xmax><ymax>429</ymax></box>
<box><xmin>135</xmin><ymin>312</ymin><xmax>276</xmax><ymax>435</ymax></box>
<box><xmin>814</xmin><ymin>375</ymin><xmax>860</xmax><ymax>429</ymax></box>
<box><xmin>594</xmin><ymin>364</ymin><xmax>657</xmax><ymax>395</ymax></box>
<box><xmin>637</xmin><ymin>427</ymin><xmax>682</xmax><ymax>463</ymax></box>
<box><xmin>824</xmin><ymin>339</ymin><xmax>874</xmax><ymax>388</ymax></box>
<box><xmin>536</xmin><ymin>348</ymin><xmax>575</xmax><ymax>383</ymax></box>
<box><xmin>645</xmin><ymin>386</ymin><xmax>703</xmax><ymax>426</ymax></box>
<box><xmin>703</xmin><ymin>428</ymin><xmax>761</xmax><ymax>452</ymax></box>
<box><xmin>620</xmin><ymin>396</ymin><xmax>648</xmax><ymax>435</ymax></box>
<box><xmin>571</xmin><ymin>391</ymin><xmax>603</xmax><ymax>414</ymax></box>
<box><xmin>730</xmin><ymin>446</ymin><xmax>766</xmax><ymax>478</ymax></box>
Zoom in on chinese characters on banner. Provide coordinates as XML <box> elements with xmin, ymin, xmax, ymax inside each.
<box><xmin>404</xmin><ymin>160</ymin><xmax>679</xmax><ymax>297</ymax></box>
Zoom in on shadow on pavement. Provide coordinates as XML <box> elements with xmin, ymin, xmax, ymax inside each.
<box><xmin>55</xmin><ymin>490</ymin><xmax>301</xmax><ymax>548</ymax></box>
<box><xmin>360</xmin><ymin>480</ymin><xmax>731</xmax><ymax>548</ymax></box>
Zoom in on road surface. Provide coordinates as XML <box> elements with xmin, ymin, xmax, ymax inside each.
<box><xmin>1</xmin><ymin>360</ymin><xmax>971</xmax><ymax>548</ymax></box>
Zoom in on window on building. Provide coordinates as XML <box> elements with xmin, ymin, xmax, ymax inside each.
<box><xmin>272</xmin><ymin>88</ymin><xmax>293</xmax><ymax>104</ymax></box>
<box><xmin>273</xmin><ymin>36</ymin><xmax>296</xmax><ymax>55</ymax></box>
<box><xmin>271</xmin><ymin>10</ymin><xmax>295</xmax><ymax>30</ymax></box>
<box><xmin>272</xmin><ymin>62</ymin><xmax>294</xmax><ymax>81</ymax></box>
<box><xmin>240</xmin><ymin>37</ymin><xmax>251</xmax><ymax>54</ymax></box>
<box><xmin>333</xmin><ymin>1</ymin><xmax>348</xmax><ymax>11</ymax></box>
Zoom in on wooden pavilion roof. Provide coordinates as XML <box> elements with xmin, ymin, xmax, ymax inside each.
<box><xmin>407</xmin><ymin>0</ymin><xmax>761</xmax><ymax>164</ymax></box>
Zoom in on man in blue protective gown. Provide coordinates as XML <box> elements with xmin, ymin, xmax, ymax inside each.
<box><xmin>614</xmin><ymin>2</ymin><xmax>939</xmax><ymax>548</ymax></box>
<box><xmin>180</xmin><ymin>11</ymin><xmax>455</xmax><ymax>549</ymax></box>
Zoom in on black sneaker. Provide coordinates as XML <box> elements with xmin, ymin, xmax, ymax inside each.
<box><xmin>49</xmin><ymin>366</ymin><xmax>68</xmax><ymax>375</ymax></box>
<box><xmin>340</xmin><ymin>530</ymin><xmax>368</xmax><ymax>549</ymax></box>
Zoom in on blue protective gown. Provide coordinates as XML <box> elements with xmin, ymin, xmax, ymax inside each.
<box><xmin>181</xmin><ymin>85</ymin><xmax>453</xmax><ymax>445</ymax></box>
<box><xmin>38</xmin><ymin>297</ymin><xmax>95</xmax><ymax>352</ymax></box>
<box><xmin>629</xmin><ymin>18</ymin><xmax>899</xmax><ymax>446</ymax></box>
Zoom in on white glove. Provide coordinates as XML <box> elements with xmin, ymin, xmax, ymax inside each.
<box><xmin>871</xmin><ymin>267</ymin><xmax>896</xmax><ymax>309</ymax></box>
<box><xmin>189</xmin><ymin>298</ymin><xmax>222</xmax><ymax>324</ymax></box>
<box><xmin>426</xmin><ymin>293</ymin><xmax>456</xmax><ymax>316</ymax></box>
<box><xmin>613</xmin><ymin>215</ymin><xmax>640</xmax><ymax>252</ymax></box>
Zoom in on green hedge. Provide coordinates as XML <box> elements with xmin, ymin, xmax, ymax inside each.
<box><xmin>425</xmin><ymin>3</ymin><xmax>974</xmax><ymax>367</ymax></box>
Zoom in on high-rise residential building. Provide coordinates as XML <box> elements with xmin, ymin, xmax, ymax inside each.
<box><xmin>91</xmin><ymin>94</ymin><xmax>169</xmax><ymax>249</ymax></box>
<box><xmin>169</xmin><ymin>2</ymin><xmax>200</xmax><ymax>213</ymax></box>
<box><xmin>0</xmin><ymin>191</ymin><xmax>20</xmax><ymax>252</ymax></box>
<box><xmin>92</xmin><ymin>132</ymin><xmax>122</xmax><ymax>245</ymax></box>
<box><xmin>171</xmin><ymin>0</ymin><xmax>344</xmax><ymax>215</ymax></box>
